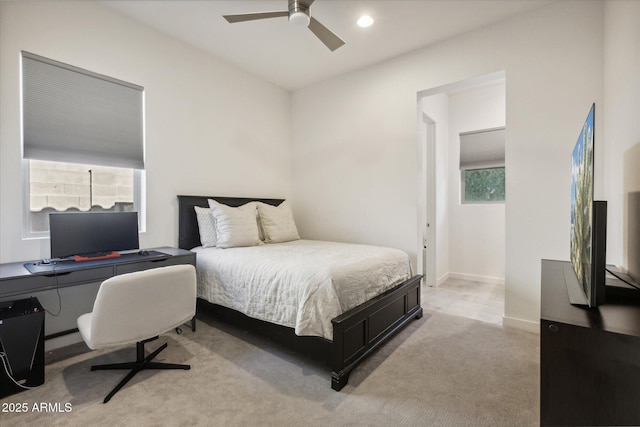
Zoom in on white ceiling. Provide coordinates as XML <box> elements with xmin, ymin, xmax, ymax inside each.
<box><xmin>103</xmin><ymin>0</ymin><xmax>555</xmax><ymax>91</ymax></box>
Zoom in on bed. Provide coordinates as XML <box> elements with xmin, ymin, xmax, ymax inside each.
<box><xmin>178</xmin><ymin>195</ymin><xmax>423</xmax><ymax>390</ymax></box>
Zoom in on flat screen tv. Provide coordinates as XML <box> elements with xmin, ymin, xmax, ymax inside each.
<box><xmin>49</xmin><ymin>212</ymin><xmax>139</xmax><ymax>259</ymax></box>
<box><xmin>568</xmin><ymin>103</ymin><xmax>607</xmax><ymax>307</ymax></box>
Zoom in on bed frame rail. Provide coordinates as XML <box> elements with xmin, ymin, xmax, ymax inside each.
<box><xmin>330</xmin><ymin>274</ymin><xmax>422</xmax><ymax>390</ymax></box>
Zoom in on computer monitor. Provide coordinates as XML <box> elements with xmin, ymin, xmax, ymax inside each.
<box><xmin>49</xmin><ymin>212</ymin><xmax>139</xmax><ymax>258</ymax></box>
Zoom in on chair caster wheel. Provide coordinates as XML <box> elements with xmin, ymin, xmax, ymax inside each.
<box><xmin>175</xmin><ymin>327</ymin><xmax>182</xmax><ymax>335</ymax></box>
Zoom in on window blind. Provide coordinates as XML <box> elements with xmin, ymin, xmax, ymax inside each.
<box><xmin>21</xmin><ymin>51</ymin><xmax>144</xmax><ymax>169</ymax></box>
<box><xmin>459</xmin><ymin>127</ymin><xmax>505</xmax><ymax>170</ymax></box>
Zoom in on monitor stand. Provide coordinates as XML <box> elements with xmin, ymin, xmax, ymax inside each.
<box><xmin>562</xmin><ymin>263</ymin><xmax>588</xmax><ymax>306</ymax></box>
<box><xmin>562</xmin><ymin>263</ymin><xmax>640</xmax><ymax>306</ymax></box>
<box><xmin>605</xmin><ymin>267</ymin><xmax>640</xmax><ymax>301</ymax></box>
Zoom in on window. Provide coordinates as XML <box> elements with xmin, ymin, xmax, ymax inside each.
<box><xmin>461</xmin><ymin>167</ymin><xmax>505</xmax><ymax>203</ymax></box>
<box><xmin>459</xmin><ymin>127</ymin><xmax>505</xmax><ymax>204</ymax></box>
<box><xmin>21</xmin><ymin>51</ymin><xmax>145</xmax><ymax>237</ymax></box>
<box><xmin>25</xmin><ymin>160</ymin><xmax>143</xmax><ymax>235</ymax></box>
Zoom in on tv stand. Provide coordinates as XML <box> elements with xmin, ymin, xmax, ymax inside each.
<box><xmin>541</xmin><ymin>259</ymin><xmax>640</xmax><ymax>426</ymax></box>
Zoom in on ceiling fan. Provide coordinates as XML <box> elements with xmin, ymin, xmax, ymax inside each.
<box><xmin>223</xmin><ymin>0</ymin><xmax>345</xmax><ymax>51</ymax></box>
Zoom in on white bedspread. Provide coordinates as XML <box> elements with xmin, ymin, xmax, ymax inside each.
<box><xmin>193</xmin><ymin>240</ymin><xmax>412</xmax><ymax>340</ymax></box>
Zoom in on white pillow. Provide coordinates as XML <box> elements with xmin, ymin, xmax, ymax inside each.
<box><xmin>194</xmin><ymin>206</ymin><xmax>217</xmax><ymax>247</ymax></box>
<box><xmin>257</xmin><ymin>201</ymin><xmax>300</xmax><ymax>243</ymax></box>
<box><xmin>207</xmin><ymin>199</ymin><xmax>261</xmax><ymax>248</ymax></box>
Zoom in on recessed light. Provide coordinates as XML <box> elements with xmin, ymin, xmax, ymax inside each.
<box><xmin>357</xmin><ymin>15</ymin><xmax>374</xmax><ymax>28</ymax></box>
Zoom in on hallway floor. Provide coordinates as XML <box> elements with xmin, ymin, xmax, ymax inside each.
<box><xmin>422</xmin><ymin>277</ymin><xmax>504</xmax><ymax>326</ymax></box>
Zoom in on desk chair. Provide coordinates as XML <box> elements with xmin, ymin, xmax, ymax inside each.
<box><xmin>77</xmin><ymin>264</ymin><xmax>196</xmax><ymax>403</ymax></box>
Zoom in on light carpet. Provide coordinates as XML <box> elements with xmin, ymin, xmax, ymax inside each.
<box><xmin>1</xmin><ymin>308</ymin><xmax>539</xmax><ymax>426</ymax></box>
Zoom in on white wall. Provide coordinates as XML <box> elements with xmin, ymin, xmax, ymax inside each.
<box><xmin>448</xmin><ymin>84</ymin><xmax>506</xmax><ymax>283</ymax></box>
<box><xmin>603</xmin><ymin>0</ymin><xmax>640</xmax><ymax>279</ymax></box>
<box><xmin>0</xmin><ymin>1</ymin><xmax>292</xmax><ymax>264</ymax></box>
<box><xmin>292</xmin><ymin>0</ymin><xmax>605</xmax><ymax>331</ymax></box>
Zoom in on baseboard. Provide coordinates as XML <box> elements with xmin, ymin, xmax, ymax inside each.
<box><xmin>44</xmin><ymin>331</ymin><xmax>83</xmax><ymax>352</ymax></box>
<box><xmin>436</xmin><ymin>272</ymin><xmax>450</xmax><ymax>287</ymax></box>
<box><xmin>503</xmin><ymin>315</ymin><xmax>539</xmax><ymax>334</ymax></box>
<box><xmin>449</xmin><ymin>272</ymin><xmax>505</xmax><ymax>285</ymax></box>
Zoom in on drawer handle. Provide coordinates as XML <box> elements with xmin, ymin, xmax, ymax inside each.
<box><xmin>548</xmin><ymin>324</ymin><xmax>559</xmax><ymax>333</ymax></box>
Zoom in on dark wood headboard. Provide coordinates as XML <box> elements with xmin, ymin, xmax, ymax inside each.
<box><xmin>177</xmin><ymin>195</ymin><xmax>284</xmax><ymax>250</ymax></box>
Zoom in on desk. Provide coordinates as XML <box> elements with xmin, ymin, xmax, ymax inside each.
<box><xmin>0</xmin><ymin>247</ymin><xmax>195</xmax><ymax>341</ymax></box>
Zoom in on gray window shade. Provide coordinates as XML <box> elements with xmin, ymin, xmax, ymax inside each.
<box><xmin>22</xmin><ymin>51</ymin><xmax>144</xmax><ymax>169</ymax></box>
<box><xmin>459</xmin><ymin>127</ymin><xmax>505</xmax><ymax>170</ymax></box>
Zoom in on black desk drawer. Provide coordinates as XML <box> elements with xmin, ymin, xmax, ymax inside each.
<box><xmin>115</xmin><ymin>256</ymin><xmax>189</xmax><ymax>275</ymax></box>
<box><xmin>0</xmin><ymin>266</ymin><xmax>113</xmax><ymax>296</ymax></box>
<box><xmin>54</xmin><ymin>266</ymin><xmax>114</xmax><ymax>286</ymax></box>
<box><xmin>1</xmin><ymin>275</ymin><xmax>57</xmax><ymax>297</ymax></box>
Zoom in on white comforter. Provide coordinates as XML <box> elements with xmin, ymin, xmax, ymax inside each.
<box><xmin>194</xmin><ymin>240</ymin><xmax>411</xmax><ymax>340</ymax></box>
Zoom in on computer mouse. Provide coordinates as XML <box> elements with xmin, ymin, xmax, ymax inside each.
<box><xmin>138</xmin><ymin>250</ymin><xmax>149</xmax><ymax>256</ymax></box>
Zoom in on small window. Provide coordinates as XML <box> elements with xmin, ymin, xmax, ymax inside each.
<box><xmin>459</xmin><ymin>127</ymin><xmax>505</xmax><ymax>205</ymax></box>
<box><xmin>24</xmin><ymin>160</ymin><xmax>143</xmax><ymax>236</ymax></box>
<box><xmin>461</xmin><ymin>167</ymin><xmax>505</xmax><ymax>203</ymax></box>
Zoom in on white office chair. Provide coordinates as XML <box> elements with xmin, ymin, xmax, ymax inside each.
<box><xmin>77</xmin><ymin>264</ymin><xmax>196</xmax><ymax>403</ymax></box>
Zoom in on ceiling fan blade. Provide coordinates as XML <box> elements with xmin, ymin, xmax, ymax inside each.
<box><xmin>223</xmin><ymin>11</ymin><xmax>288</xmax><ymax>24</ymax></box>
<box><xmin>308</xmin><ymin>17</ymin><xmax>345</xmax><ymax>51</ymax></box>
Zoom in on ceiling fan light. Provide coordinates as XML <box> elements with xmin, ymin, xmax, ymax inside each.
<box><xmin>289</xmin><ymin>11</ymin><xmax>310</xmax><ymax>27</ymax></box>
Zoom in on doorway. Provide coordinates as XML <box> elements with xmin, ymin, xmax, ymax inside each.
<box><xmin>416</xmin><ymin>71</ymin><xmax>506</xmax><ymax>323</ymax></box>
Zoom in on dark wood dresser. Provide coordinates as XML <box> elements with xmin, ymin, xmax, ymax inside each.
<box><xmin>540</xmin><ymin>259</ymin><xmax>640</xmax><ymax>426</ymax></box>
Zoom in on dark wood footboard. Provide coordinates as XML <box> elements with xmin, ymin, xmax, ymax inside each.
<box><xmin>330</xmin><ymin>275</ymin><xmax>423</xmax><ymax>390</ymax></box>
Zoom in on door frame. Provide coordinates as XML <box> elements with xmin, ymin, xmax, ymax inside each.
<box><xmin>417</xmin><ymin>111</ymin><xmax>437</xmax><ymax>287</ymax></box>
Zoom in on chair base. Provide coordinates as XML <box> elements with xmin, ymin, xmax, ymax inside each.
<box><xmin>91</xmin><ymin>336</ymin><xmax>190</xmax><ymax>403</ymax></box>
